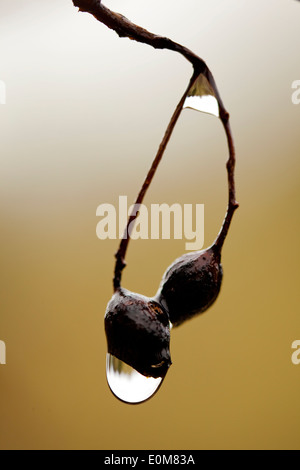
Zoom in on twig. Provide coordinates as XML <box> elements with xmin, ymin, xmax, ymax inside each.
<box><xmin>214</xmin><ymin>117</ymin><xmax>239</xmax><ymax>251</ymax></box>
<box><xmin>113</xmin><ymin>69</ymin><xmax>199</xmax><ymax>290</ymax></box>
<box><xmin>72</xmin><ymin>0</ymin><xmax>239</xmax><ymax>288</ymax></box>
<box><xmin>73</xmin><ymin>0</ymin><xmax>204</xmax><ymax>69</ymax></box>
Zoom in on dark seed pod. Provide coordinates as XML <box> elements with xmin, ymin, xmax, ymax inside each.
<box><xmin>105</xmin><ymin>288</ymin><xmax>172</xmax><ymax>378</ymax></box>
<box><xmin>156</xmin><ymin>246</ymin><xmax>223</xmax><ymax>327</ymax></box>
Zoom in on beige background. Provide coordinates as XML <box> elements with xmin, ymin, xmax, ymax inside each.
<box><xmin>0</xmin><ymin>0</ymin><xmax>299</xmax><ymax>450</ymax></box>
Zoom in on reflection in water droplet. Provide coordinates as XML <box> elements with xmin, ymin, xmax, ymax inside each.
<box><xmin>183</xmin><ymin>73</ymin><xmax>220</xmax><ymax>117</ymax></box>
<box><xmin>106</xmin><ymin>354</ymin><xmax>163</xmax><ymax>404</ymax></box>
<box><xmin>184</xmin><ymin>95</ymin><xmax>219</xmax><ymax>117</ymax></box>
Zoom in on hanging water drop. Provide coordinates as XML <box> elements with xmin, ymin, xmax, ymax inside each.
<box><xmin>106</xmin><ymin>354</ymin><xmax>164</xmax><ymax>404</ymax></box>
<box><xmin>104</xmin><ymin>288</ymin><xmax>172</xmax><ymax>403</ymax></box>
<box><xmin>183</xmin><ymin>73</ymin><xmax>220</xmax><ymax>117</ymax></box>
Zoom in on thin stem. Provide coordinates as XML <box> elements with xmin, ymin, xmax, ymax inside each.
<box><xmin>113</xmin><ymin>69</ymin><xmax>200</xmax><ymax>290</ymax></box>
<box><xmin>214</xmin><ymin>114</ymin><xmax>239</xmax><ymax>251</ymax></box>
<box><xmin>72</xmin><ymin>0</ymin><xmax>239</xmax><ymax>282</ymax></box>
<box><xmin>73</xmin><ymin>0</ymin><xmax>206</xmax><ymax>71</ymax></box>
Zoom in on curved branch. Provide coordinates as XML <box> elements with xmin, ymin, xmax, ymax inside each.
<box><xmin>73</xmin><ymin>0</ymin><xmax>204</xmax><ymax>69</ymax></box>
<box><xmin>72</xmin><ymin>0</ymin><xmax>239</xmax><ymax>289</ymax></box>
<box><xmin>113</xmin><ymin>69</ymin><xmax>199</xmax><ymax>290</ymax></box>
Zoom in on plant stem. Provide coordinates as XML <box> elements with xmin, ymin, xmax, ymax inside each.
<box><xmin>214</xmin><ymin>115</ymin><xmax>239</xmax><ymax>252</ymax></box>
<box><xmin>113</xmin><ymin>69</ymin><xmax>199</xmax><ymax>290</ymax></box>
<box><xmin>72</xmin><ymin>0</ymin><xmax>206</xmax><ymax>70</ymax></box>
<box><xmin>72</xmin><ymin>0</ymin><xmax>239</xmax><ymax>282</ymax></box>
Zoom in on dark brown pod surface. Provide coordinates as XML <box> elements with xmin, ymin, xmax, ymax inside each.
<box><xmin>156</xmin><ymin>246</ymin><xmax>223</xmax><ymax>327</ymax></box>
<box><xmin>105</xmin><ymin>288</ymin><xmax>172</xmax><ymax>378</ymax></box>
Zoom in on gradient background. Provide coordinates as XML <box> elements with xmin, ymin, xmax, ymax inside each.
<box><xmin>0</xmin><ymin>0</ymin><xmax>299</xmax><ymax>450</ymax></box>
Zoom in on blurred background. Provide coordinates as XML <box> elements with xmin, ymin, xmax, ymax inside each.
<box><xmin>0</xmin><ymin>0</ymin><xmax>299</xmax><ymax>450</ymax></box>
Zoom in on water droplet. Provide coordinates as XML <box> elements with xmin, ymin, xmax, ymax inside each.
<box><xmin>106</xmin><ymin>354</ymin><xmax>164</xmax><ymax>404</ymax></box>
<box><xmin>184</xmin><ymin>74</ymin><xmax>220</xmax><ymax>117</ymax></box>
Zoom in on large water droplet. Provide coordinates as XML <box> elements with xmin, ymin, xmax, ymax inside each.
<box><xmin>106</xmin><ymin>354</ymin><xmax>164</xmax><ymax>404</ymax></box>
<box><xmin>184</xmin><ymin>73</ymin><xmax>220</xmax><ymax>117</ymax></box>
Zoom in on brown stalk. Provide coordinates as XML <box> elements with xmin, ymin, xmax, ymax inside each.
<box><xmin>72</xmin><ymin>0</ymin><xmax>239</xmax><ymax>289</ymax></box>
<box><xmin>113</xmin><ymin>69</ymin><xmax>199</xmax><ymax>290</ymax></box>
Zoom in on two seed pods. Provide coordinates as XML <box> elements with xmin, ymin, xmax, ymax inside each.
<box><xmin>104</xmin><ymin>70</ymin><xmax>238</xmax><ymax>404</ymax></box>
